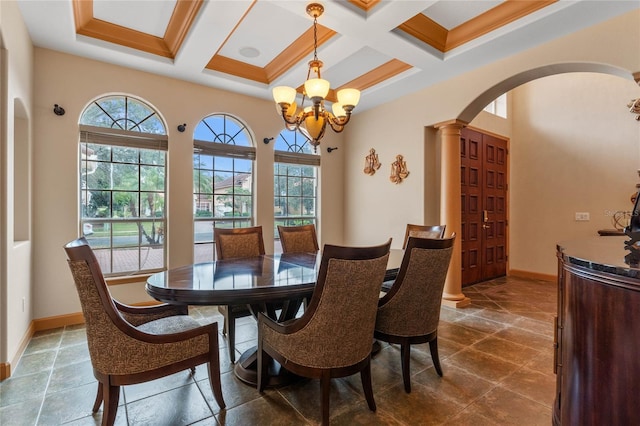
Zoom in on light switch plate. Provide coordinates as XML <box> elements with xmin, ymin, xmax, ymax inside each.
<box><xmin>575</xmin><ymin>212</ymin><xmax>590</xmax><ymax>221</ymax></box>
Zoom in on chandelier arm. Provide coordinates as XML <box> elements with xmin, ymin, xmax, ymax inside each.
<box><xmin>327</xmin><ymin>113</ymin><xmax>351</xmax><ymax>130</ymax></box>
<box><xmin>280</xmin><ymin>107</ymin><xmax>304</xmax><ymax>126</ymax></box>
<box><xmin>327</xmin><ymin>119</ymin><xmax>345</xmax><ymax>133</ymax></box>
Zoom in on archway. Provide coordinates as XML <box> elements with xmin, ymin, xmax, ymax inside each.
<box><xmin>436</xmin><ymin>63</ymin><xmax>640</xmax><ymax>307</ymax></box>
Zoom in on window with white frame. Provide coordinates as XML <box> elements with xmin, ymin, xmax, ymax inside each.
<box><xmin>193</xmin><ymin>113</ymin><xmax>256</xmax><ymax>262</ymax></box>
<box><xmin>483</xmin><ymin>93</ymin><xmax>507</xmax><ymax>118</ymax></box>
<box><xmin>79</xmin><ymin>95</ymin><xmax>167</xmax><ymax>276</ymax></box>
<box><xmin>274</xmin><ymin>129</ymin><xmax>320</xmax><ymax>253</ymax></box>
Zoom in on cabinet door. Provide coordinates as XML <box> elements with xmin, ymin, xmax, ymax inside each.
<box><xmin>552</xmin><ymin>256</ymin><xmax>565</xmax><ymax>425</ymax></box>
<box><xmin>561</xmin><ymin>267</ymin><xmax>640</xmax><ymax>425</ymax></box>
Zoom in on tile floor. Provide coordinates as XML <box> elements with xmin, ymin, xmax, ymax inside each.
<box><xmin>0</xmin><ymin>275</ymin><xmax>557</xmax><ymax>425</ymax></box>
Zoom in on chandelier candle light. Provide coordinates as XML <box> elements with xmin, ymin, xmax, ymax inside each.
<box><xmin>272</xmin><ymin>3</ymin><xmax>360</xmax><ymax>151</ymax></box>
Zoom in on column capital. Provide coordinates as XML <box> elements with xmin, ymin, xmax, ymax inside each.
<box><xmin>432</xmin><ymin>119</ymin><xmax>468</xmax><ymax>130</ymax></box>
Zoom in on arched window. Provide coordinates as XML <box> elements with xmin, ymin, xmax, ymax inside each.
<box><xmin>274</xmin><ymin>129</ymin><xmax>320</xmax><ymax>252</ymax></box>
<box><xmin>483</xmin><ymin>93</ymin><xmax>507</xmax><ymax>118</ymax></box>
<box><xmin>193</xmin><ymin>113</ymin><xmax>256</xmax><ymax>261</ymax></box>
<box><xmin>79</xmin><ymin>95</ymin><xmax>167</xmax><ymax>276</ymax></box>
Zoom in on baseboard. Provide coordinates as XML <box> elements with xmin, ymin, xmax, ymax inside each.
<box><xmin>1</xmin><ymin>321</ymin><xmax>34</xmax><ymax>380</ymax></box>
<box><xmin>32</xmin><ymin>312</ymin><xmax>86</xmax><ymax>331</ymax></box>
<box><xmin>3</xmin><ymin>301</ymin><xmax>162</xmax><ymax>380</ymax></box>
<box><xmin>508</xmin><ymin>269</ymin><xmax>556</xmax><ymax>282</ymax></box>
<box><xmin>0</xmin><ymin>362</ymin><xmax>10</xmax><ymax>380</ymax></box>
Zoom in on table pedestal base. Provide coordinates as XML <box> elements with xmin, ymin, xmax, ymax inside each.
<box><xmin>234</xmin><ymin>346</ymin><xmax>302</xmax><ymax>388</ymax></box>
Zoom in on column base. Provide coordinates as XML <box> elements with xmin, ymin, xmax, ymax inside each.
<box><xmin>442</xmin><ymin>297</ymin><xmax>471</xmax><ymax>308</ymax></box>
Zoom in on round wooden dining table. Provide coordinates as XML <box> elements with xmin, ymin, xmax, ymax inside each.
<box><xmin>146</xmin><ymin>250</ymin><xmax>403</xmax><ymax>387</ymax></box>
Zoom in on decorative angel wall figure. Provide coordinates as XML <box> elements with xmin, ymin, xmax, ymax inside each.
<box><xmin>390</xmin><ymin>154</ymin><xmax>409</xmax><ymax>184</ymax></box>
<box><xmin>363</xmin><ymin>148</ymin><xmax>381</xmax><ymax>175</ymax></box>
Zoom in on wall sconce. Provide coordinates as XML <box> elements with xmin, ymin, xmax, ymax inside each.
<box><xmin>327</xmin><ymin>147</ymin><xmax>338</xmax><ymax>153</ymax></box>
<box><xmin>53</xmin><ymin>104</ymin><xmax>65</xmax><ymax>116</ymax></box>
<box><xmin>263</xmin><ymin>137</ymin><xmax>274</xmax><ymax>145</ymax></box>
<box><xmin>177</xmin><ymin>123</ymin><xmax>187</xmax><ymax>132</ymax></box>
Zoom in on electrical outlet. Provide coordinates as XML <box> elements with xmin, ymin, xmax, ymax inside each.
<box><xmin>575</xmin><ymin>212</ymin><xmax>590</xmax><ymax>221</ymax></box>
<box><xmin>22</xmin><ymin>297</ymin><xmax>25</xmax><ymax>312</ymax></box>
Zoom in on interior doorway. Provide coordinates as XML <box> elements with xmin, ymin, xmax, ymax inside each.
<box><xmin>460</xmin><ymin>127</ymin><xmax>508</xmax><ymax>286</ymax></box>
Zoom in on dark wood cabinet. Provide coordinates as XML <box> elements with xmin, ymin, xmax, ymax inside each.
<box><xmin>554</xmin><ymin>237</ymin><xmax>640</xmax><ymax>425</ymax></box>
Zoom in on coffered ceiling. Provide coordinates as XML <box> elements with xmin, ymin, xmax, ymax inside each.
<box><xmin>17</xmin><ymin>0</ymin><xmax>639</xmax><ymax>111</ymax></box>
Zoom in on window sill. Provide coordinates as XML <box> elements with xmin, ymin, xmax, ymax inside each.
<box><xmin>105</xmin><ymin>274</ymin><xmax>152</xmax><ymax>286</ymax></box>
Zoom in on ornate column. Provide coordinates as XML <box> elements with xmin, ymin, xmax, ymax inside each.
<box><xmin>434</xmin><ymin>119</ymin><xmax>470</xmax><ymax>308</ymax></box>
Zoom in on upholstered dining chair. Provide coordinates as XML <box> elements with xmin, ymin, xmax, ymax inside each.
<box><xmin>380</xmin><ymin>224</ymin><xmax>447</xmax><ymax>293</ymax></box>
<box><xmin>64</xmin><ymin>237</ymin><xmax>225</xmax><ymax>426</ymax></box>
<box><xmin>277</xmin><ymin>224</ymin><xmax>319</xmax><ymax>253</ymax></box>
<box><xmin>374</xmin><ymin>234</ymin><xmax>455</xmax><ymax>393</ymax></box>
<box><xmin>402</xmin><ymin>224</ymin><xmax>446</xmax><ymax>249</ymax></box>
<box><xmin>257</xmin><ymin>239</ymin><xmax>392</xmax><ymax>426</ymax></box>
<box><xmin>214</xmin><ymin>225</ymin><xmax>265</xmax><ymax>363</ymax></box>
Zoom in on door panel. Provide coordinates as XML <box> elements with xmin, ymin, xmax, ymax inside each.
<box><xmin>461</xmin><ymin>128</ymin><xmax>508</xmax><ymax>286</ymax></box>
<box><xmin>461</xmin><ymin>129</ymin><xmax>483</xmax><ymax>285</ymax></box>
<box><xmin>483</xmin><ymin>133</ymin><xmax>508</xmax><ymax>280</ymax></box>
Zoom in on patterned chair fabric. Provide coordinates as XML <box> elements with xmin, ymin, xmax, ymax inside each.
<box><xmin>380</xmin><ymin>224</ymin><xmax>447</xmax><ymax>293</ymax></box>
<box><xmin>64</xmin><ymin>237</ymin><xmax>225</xmax><ymax>425</ymax></box>
<box><xmin>277</xmin><ymin>224</ymin><xmax>319</xmax><ymax>253</ymax></box>
<box><xmin>257</xmin><ymin>239</ymin><xmax>392</xmax><ymax>425</ymax></box>
<box><xmin>402</xmin><ymin>224</ymin><xmax>446</xmax><ymax>249</ymax></box>
<box><xmin>213</xmin><ymin>226</ymin><xmax>265</xmax><ymax>363</ymax></box>
<box><xmin>375</xmin><ymin>234</ymin><xmax>455</xmax><ymax>393</ymax></box>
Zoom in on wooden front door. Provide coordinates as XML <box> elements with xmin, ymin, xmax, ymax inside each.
<box><xmin>460</xmin><ymin>128</ymin><xmax>508</xmax><ymax>286</ymax></box>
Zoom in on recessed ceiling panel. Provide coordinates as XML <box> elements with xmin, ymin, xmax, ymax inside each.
<box><xmin>217</xmin><ymin>2</ymin><xmax>311</xmax><ymax>68</ymax></box>
<box><xmin>322</xmin><ymin>46</ymin><xmax>392</xmax><ymax>88</ymax></box>
<box><xmin>93</xmin><ymin>0</ymin><xmax>176</xmax><ymax>37</ymax></box>
<box><xmin>423</xmin><ymin>1</ymin><xmax>502</xmax><ymax>30</ymax></box>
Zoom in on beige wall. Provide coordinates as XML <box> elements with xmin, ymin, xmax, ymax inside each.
<box><xmin>510</xmin><ymin>73</ymin><xmax>640</xmax><ymax>275</ymax></box>
<box><xmin>344</xmin><ymin>9</ymin><xmax>640</xmax><ymax>270</ymax></box>
<box><xmin>0</xmin><ymin>0</ymin><xmax>35</xmax><ymax>370</ymax></box>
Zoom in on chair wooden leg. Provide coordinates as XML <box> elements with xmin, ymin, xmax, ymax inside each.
<box><xmin>257</xmin><ymin>346</ymin><xmax>270</xmax><ymax>393</ymax></box>
<box><xmin>92</xmin><ymin>382</ymin><xmax>103</xmax><ymax>413</ymax></box>
<box><xmin>321</xmin><ymin>371</ymin><xmax>331</xmax><ymax>426</ymax></box>
<box><xmin>101</xmin><ymin>381</ymin><xmax>120</xmax><ymax>426</ymax></box>
<box><xmin>400</xmin><ymin>341</ymin><xmax>412</xmax><ymax>393</ymax></box>
<box><xmin>207</xmin><ymin>362</ymin><xmax>226</xmax><ymax>409</ymax></box>
<box><xmin>429</xmin><ymin>337</ymin><xmax>443</xmax><ymax>377</ymax></box>
<box><xmin>360</xmin><ymin>357</ymin><xmax>377</xmax><ymax>412</ymax></box>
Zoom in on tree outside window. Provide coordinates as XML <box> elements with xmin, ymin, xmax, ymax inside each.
<box><xmin>79</xmin><ymin>95</ymin><xmax>167</xmax><ymax>275</ymax></box>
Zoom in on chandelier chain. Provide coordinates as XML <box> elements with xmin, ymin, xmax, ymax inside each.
<box><xmin>313</xmin><ymin>16</ymin><xmax>319</xmax><ymax>63</ymax></box>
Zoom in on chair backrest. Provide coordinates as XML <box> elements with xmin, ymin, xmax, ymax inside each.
<box><xmin>283</xmin><ymin>239</ymin><xmax>392</xmax><ymax>367</ymax></box>
<box><xmin>402</xmin><ymin>224</ymin><xmax>446</xmax><ymax>249</ymax></box>
<box><xmin>214</xmin><ymin>226</ymin><xmax>265</xmax><ymax>260</ymax></box>
<box><xmin>64</xmin><ymin>237</ymin><xmax>132</xmax><ymax>374</ymax></box>
<box><xmin>277</xmin><ymin>224</ymin><xmax>319</xmax><ymax>253</ymax></box>
<box><xmin>378</xmin><ymin>234</ymin><xmax>455</xmax><ymax>336</ymax></box>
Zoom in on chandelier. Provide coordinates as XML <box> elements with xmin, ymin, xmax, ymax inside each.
<box><xmin>272</xmin><ymin>3</ymin><xmax>360</xmax><ymax>151</ymax></box>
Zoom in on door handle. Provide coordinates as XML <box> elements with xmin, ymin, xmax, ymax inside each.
<box><xmin>482</xmin><ymin>210</ymin><xmax>490</xmax><ymax>228</ymax></box>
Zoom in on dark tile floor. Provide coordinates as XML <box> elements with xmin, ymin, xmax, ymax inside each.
<box><xmin>0</xmin><ymin>276</ymin><xmax>557</xmax><ymax>425</ymax></box>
